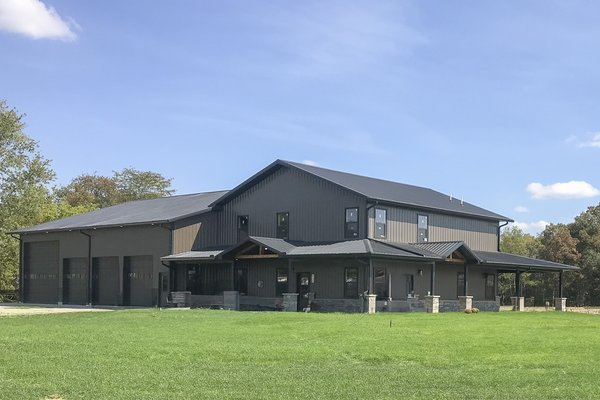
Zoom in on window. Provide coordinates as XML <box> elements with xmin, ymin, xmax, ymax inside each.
<box><xmin>485</xmin><ymin>274</ymin><xmax>495</xmax><ymax>300</ymax></box>
<box><xmin>276</xmin><ymin>268</ymin><xmax>288</xmax><ymax>296</ymax></box>
<box><xmin>375</xmin><ymin>208</ymin><xmax>387</xmax><ymax>238</ymax></box>
<box><xmin>345</xmin><ymin>208</ymin><xmax>359</xmax><ymax>238</ymax></box>
<box><xmin>344</xmin><ymin>267</ymin><xmax>359</xmax><ymax>298</ymax></box>
<box><xmin>235</xmin><ymin>267</ymin><xmax>248</xmax><ymax>295</ymax></box>
<box><xmin>405</xmin><ymin>274</ymin><xmax>415</xmax><ymax>297</ymax></box>
<box><xmin>276</xmin><ymin>212</ymin><xmax>289</xmax><ymax>239</ymax></box>
<box><xmin>374</xmin><ymin>267</ymin><xmax>387</xmax><ymax>299</ymax></box>
<box><xmin>238</xmin><ymin>215</ymin><xmax>249</xmax><ymax>241</ymax></box>
<box><xmin>417</xmin><ymin>214</ymin><xmax>428</xmax><ymax>242</ymax></box>
<box><xmin>457</xmin><ymin>272</ymin><xmax>465</xmax><ymax>297</ymax></box>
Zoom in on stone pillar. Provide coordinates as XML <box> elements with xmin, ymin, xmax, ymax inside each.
<box><xmin>554</xmin><ymin>297</ymin><xmax>567</xmax><ymax>311</ymax></box>
<box><xmin>364</xmin><ymin>294</ymin><xmax>377</xmax><ymax>314</ymax></box>
<box><xmin>282</xmin><ymin>293</ymin><xmax>298</xmax><ymax>312</ymax></box>
<box><xmin>511</xmin><ymin>296</ymin><xmax>525</xmax><ymax>311</ymax></box>
<box><xmin>425</xmin><ymin>295</ymin><xmax>440</xmax><ymax>313</ymax></box>
<box><xmin>223</xmin><ymin>291</ymin><xmax>239</xmax><ymax>310</ymax></box>
<box><xmin>458</xmin><ymin>296</ymin><xmax>473</xmax><ymax>311</ymax></box>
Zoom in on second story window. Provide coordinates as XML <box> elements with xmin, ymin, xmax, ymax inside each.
<box><xmin>276</xmin><ymin>212</ymin><xmax>289</xmax><ymax>239</ymax></box>
<box><xmin>375</xmin><ymin>208</ymin><xmax>387</xmax><ymax>239</ymax></box>
<box><xmin>345</xmin><ymin>208</ymin><xmax>359</xmax><ymax>238</ymax></box>
<box><xmin>417</xmin><ymin>214</ymin><xmax>428</xmax><ymax>242</ymax></box>
<box><xmin>238</xmin><ymin>215</ymin><xmax>249</xmax><ymax>241</ymax></box>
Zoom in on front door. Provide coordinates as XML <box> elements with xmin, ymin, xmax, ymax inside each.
<box><xmin>296</xmin><ymin>272</ymin><xmax>310</xmax><ymax>311</ymax></box>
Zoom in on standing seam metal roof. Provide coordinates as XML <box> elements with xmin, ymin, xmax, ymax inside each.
<box><xmin>11</xmin><ymin>190</ymin><xmax>229</xmax><ymax>234</ymax></box>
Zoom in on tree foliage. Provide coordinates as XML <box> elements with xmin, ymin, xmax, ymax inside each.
<box><xmin>0</xmin><ymin>100</ymin><xmax>55</xmax><ymax>290</ymax></box>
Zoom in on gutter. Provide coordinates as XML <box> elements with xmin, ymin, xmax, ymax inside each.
<box><xmin>497</xmin><ymin>221</ymin><xmax>509</xmax><ymax>251</ymax></box>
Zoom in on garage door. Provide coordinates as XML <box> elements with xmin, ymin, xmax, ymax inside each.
<box><xmin>92</xmin><ymin>257</ymin><xmax>119</xmax><ymax>306</ymax></box>
<box><xmin>63</xmin><ymin>258</ymin><xmax>88</xmax><ymax>305</ymax></box>
<box><xmin>123</xmin><ymin>255</ymin><xmax>153</xmax><ymax>306</ymax></box>
<box><xmin>23</xmin><ymin>241</ymin><xmax>59</xmax><ymax>304</ymax></box>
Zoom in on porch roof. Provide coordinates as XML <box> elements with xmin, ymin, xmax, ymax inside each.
<box><xmin>407</xmin><ymin>241</ymin><xmax>481</xmax><ymax>263</ymax></box>
<box><xmin>473</xmin><ymin>250</ymin><xmax>579</xmax><ymax>271</ymax></box>
<box><xmin>161</xmin><ymin>250</ymin><xmax>224</xmax><ymax>261</ymax></box>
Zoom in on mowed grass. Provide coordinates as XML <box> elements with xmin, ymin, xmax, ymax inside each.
<box><xmin>1</xmin><ymin>310</ymin><xmax>599</xmax><ymax>399</ymax></box>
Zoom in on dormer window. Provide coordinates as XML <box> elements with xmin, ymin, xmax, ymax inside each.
<box><xmin>417</xmin><ymin>214</ymin><xmax>428</xmax><ymax>242</ymax></box>
<box><xmin>345</xmin><ymin>208</ymin><xmax>359</xmax><ymax>238</ymax></box>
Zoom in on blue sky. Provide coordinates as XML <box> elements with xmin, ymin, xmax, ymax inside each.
<box><xmin>1</xmin><ymin>1</ymin><xmax>599</xmax><ymax>234</ymax></box>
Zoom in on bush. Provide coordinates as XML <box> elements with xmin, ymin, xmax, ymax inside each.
<box><xmin>464</xmin><ymin>308</ymin><xmax>480</xmax><ymax>314</ymax></box>
<box><xmin>464</xmin><ymin>308</ymin><xmax>473</xmax><ymax>314</ymax></box>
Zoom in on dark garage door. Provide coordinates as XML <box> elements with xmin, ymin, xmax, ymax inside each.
<box><xmin>23</xmin><ymin>241</ymin><xmax>59</xmax><ymax>304</ymax></box>
<box><xmin>92</xmin><ymin>257</ymin><xmax>119</xmax><ymax>306</ymax></box>
<box><xmin>123</xmin><ymin>255</ymin><xmax>153</xmax><ymax>306</ymax></box>
<box><xmin>63</xmin><ymin>258</ymin><xmax>88</xmax><ymax>305</ymax></box>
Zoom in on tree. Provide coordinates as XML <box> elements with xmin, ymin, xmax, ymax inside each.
<box><xmin>0</xmin><ymin>100</ymin><xmax>56</xmax><ymax>290</ymax></box>
<box><xmin>114</xmin><ymin>167</ymin><xmax>174</xmax><ymax>202</ymax></box>
<box><xmin>56</xmin><ymin>168</ymin><xmax>174</xmax><ymax>209</ymax></box>
<box><xmin>569</xmin><ymin>205</ymin><xmax>600</xmax><ymax>304</ymax></box>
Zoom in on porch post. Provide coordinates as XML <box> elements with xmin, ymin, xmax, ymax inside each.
<box><xmin>464</xmin><ymin>264</ymin><xmax>469</xmax><ymax>296</ymax></box>
<box><xmin>511</xmin><ymin>268</ymin><xmax>525</xmax><ymax>311</ymax></box>
<box><xmin>287</xmin><ymin>258</ymin><xmax>293</xmax><ymax>293</ymax></box>
<box><xmin>368</xmin><ymin>257</ymin><xmax>374</xmax><ymax>294</ymax></box>
<box><xmin>230</xmin><ymin>261</ymin><xmax>235</xmax><ymax>290</ymax></box>
<box><xmin>430</xmin><ymin>262</ymin><xmax>436</xmax><ymax>295</ymax></box>
<box><xmin>555</xmin><ymin>270</ymin><xmax>567</xmax><ymax>311</ymax></box>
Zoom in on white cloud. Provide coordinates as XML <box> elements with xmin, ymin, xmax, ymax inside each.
<box><xmin>0</xmin><ymin>0</ymin><xmax>76</xmax><ymax>40</ymax></box>
<box><xmin>302</xmin><ymin>160</ymin><xmax>319</xmax><ymax>167</ymax></box>
<box><xmin>566</xmin><ymin>132</ymin><xmax>600</xmax><ymax>148</ymax></box>
<box><xmin>527</xmin><ymin>181</ymin><xmax>600</xmax><ymax>199</ymax></box>
<box><xmin>514</xmin><ymin>206</ymin><xmax>529</xmax><ymax>213</ymax></box>
<box><xmin>511</xmin><ymin>220</ymin><xmax>550</xmax><ymax>234</ymax></box>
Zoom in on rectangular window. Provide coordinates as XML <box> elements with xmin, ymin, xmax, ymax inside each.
<box><xmin>375</xmin><ymin>208</ymin><xmax>387</xmax><ymax>238</ymax></box>
<box><xmin>405</xmin><ymin>274</ymin><xmax>415</xmax><ymax>297</ymax></box>
<box><xmin>276</xmin><ymin>268</ymin><xmax>288</xmax><ymax>297</ymax></box>
<box><xmin>344</xmin><ymin>267</ymin><xmax>359</xmax><ymax>298</ymax></box>
<box><xmin>235</xmin><ymin>267</ymin><xmax>248</xmax><ymax>295</ymax></box>
<box><xmin>238</xmin><ymin>215</ymin><xmax>249</xmax><ymax>241</ymax></box>
<box><xmin>276</xmin><ymin>212</ymin><xmax>289</xmax><ymax>239</ymax></box>
<box><xmin>345</xmin><ymin>207</ymin><xmax>359</xmax><ymax>238</ymax></box>
<box><xmin>457</xmin><ymin>272</ymin><xmax>465</xmax><ymax>297</ymax></box>
<box><xmin>485</xmin><ymin>274</ymin><xmax>495</xmax><ymax>300</ymax></box>
<box><xmin>417</xmin><ymin>214</ymin><xmax>428</xmax><ymax>242</ymax></box>
<box><xmin>374</xmin><ymin>267</ymin><xmax>387</xmax><ymax>299</ymax></box>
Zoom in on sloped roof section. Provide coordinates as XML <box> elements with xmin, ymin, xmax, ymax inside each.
<box><xmin>12</xmin><ymin>190</ymin><xmax>229</xmax><ymax>234</ymax></box>
<box><xmin>209</xmin><ymin>160</ymin><xmax>512</xmax><ymax>222</ymax></box>
<box><xmin>162</xmin><ymin>250</ymin><xmax>224</xmax><ymax>261</ymax></box>
<box><xmin>474</xmin><ymin>250</ymin><xmax>579</xmax><ymax>271</ymax></box>
<box><xmin>408</xmin><ymin>241</ymin><xmax>481</xmax><ymax>262</ymax></box>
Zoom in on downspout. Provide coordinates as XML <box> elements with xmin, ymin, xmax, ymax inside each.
<box><xmin>497</xmin><ymin>221</ymin><xmax>509</xmax><ymax>251</ymax></box>
<box><xmin>9</xmin><ymin>234</ymin><xmax>23</xmax><ymax>302</ymax></box>
<box><xmin>79</xmin><ymin>231</ymin><xmax>92</xmax><ymax>306</ymax></box>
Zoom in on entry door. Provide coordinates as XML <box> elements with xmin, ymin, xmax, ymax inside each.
<box><xmin>296</xmin><ymin>272</ymin><xmax>311</xmax><ymax>311</ymax></box>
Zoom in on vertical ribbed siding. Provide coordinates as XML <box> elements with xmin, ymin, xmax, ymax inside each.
<box><xmin>173</xmin><ymin>222</ymin><xmax>201</xmax><ymax>253</ymax></box>
<box><xmin>211</xmin><ymin>166</ymin><xmax>366</xmax><ymax>247</ymax></box>
<box><xmin>369</xmin><ymin>206</ymin><xmax>498</xmax><ymax>251</ymax></box>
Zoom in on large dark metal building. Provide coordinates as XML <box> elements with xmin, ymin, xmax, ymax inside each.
<box><xmin>11</xmin><ymin>160</ymin><xmax>578</xmax><ymax>312</ymax></box>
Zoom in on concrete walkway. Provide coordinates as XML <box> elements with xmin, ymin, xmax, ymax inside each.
<box><xmin>0</xmin><ymin>304</ymin><xmax>113</xmax><ymax>316</ymax></box>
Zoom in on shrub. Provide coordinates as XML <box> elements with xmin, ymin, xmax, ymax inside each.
<box><xmin>464</xmin><ymin>308</ymin><xmax>473</xmax><ymax>314</ymax></box>
<box><xmin>472</xmin><ymin>308</ymin><xmax>480</xmax><ymax>313</ymax></box>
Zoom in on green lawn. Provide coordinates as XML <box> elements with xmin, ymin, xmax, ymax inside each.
<box><xmin>1</xmin><ymin>310</ymin><xmax>598</xmax><ymax>399</ymax></box>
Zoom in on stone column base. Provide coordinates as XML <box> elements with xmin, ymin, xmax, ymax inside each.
<box><xmin>223</xmin><ymin>291</ymin><xmax>239</xmax><ymax>310</ymax></box>
<box><xmin>511</xmin><ymin>296</ymin><xmax>525</xmax><ymax>311</ymax></box>
<box><xmin>554</xmin><ymin>297</ymin><xmax>567</xmax><ymax>311</ymax></box>
<box><xmin>425</xmin><ymin>295</ymin><xmax>440</xmax><ymax>313</ymax></box>
<box><xmin>282</xmin><ymin>293</ymin><xmax>298</xmax><ymax>312</ymax></box>
<box><xmin>364</xmin><ymin>294</ymin><xmax>377</xmax><ymax>314</ymax></box>
<box><xmin>458</xmin><ymin>296</ymin><xmax>473</xmax><ymax>311</ymax></box>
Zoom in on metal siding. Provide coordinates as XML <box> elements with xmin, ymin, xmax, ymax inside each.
<box><xmin>63</xmin><ymin>257</ymin><xmax>88</xmax><ymax>305</ymax></box>
<box><xmin>123</xmin><ymin>255</ymin><xmax>153</xmax><ymax>306</ymax></box>
<box><xmin>370</xmin><ymin>206</ymin><xmax>498</xmax><ymax>251</ymax></box>
<box><xmin>23</xmin><ymin>241</ymin><xmax>59</xmax><ymax>304</ymax></box>
<box><xmin>173</xmin><ymin>222</ymin><xmax>201</xmax><ymax>254</ymax></box>
<box><xmin>213</xmin><ymin>166</ymin><xmax>367</xmax><ymax>247</ymax></box>
<box><xmin>92</xmin><ymin>257</ymin><xmax>120</xmax><ymax>305</ymax></box>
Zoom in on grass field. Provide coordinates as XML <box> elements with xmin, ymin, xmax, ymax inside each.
<box><xmin>1</xmin><ymin>310</ymin><xmax>599</xmax><ymax>399</ymax></box>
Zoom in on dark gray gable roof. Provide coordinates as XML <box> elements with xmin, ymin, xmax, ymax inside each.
<box><xmin>408</xmin><ymin>241</ymin><xmax>481</xmax><ymax>262</ymax></box>
<box><xmin>474</xmin><ymin>250</ymin><xmax>579</xmax><ymax>271</ymax></box>
<box><xmin>210</xmin><ymin>160</ymin><xmax>512</xmax><ymax>222</ymax></box>
<box><xmin>12</xmin><ymin>190</ymin><xmax>229</xmax><ymax>234</ymax></box>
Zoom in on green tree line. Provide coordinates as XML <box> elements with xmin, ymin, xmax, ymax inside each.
<box><xmin>0</xmin><ymin>100</ymin><xmax>174</xmax><ymax>291</ymax></box>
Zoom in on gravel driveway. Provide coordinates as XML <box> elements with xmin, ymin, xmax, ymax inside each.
<box><xmin>0</xmin><ymin>305</ymin><xmax>112</xmax><ymax>316</ymax></box>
